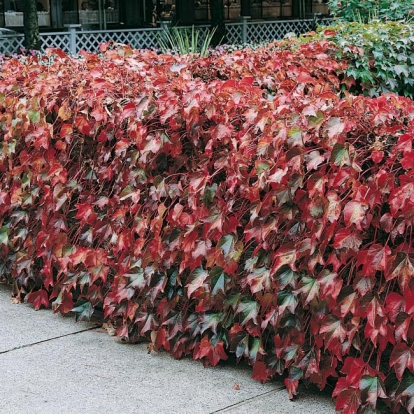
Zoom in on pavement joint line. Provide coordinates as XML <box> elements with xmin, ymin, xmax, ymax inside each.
<box><xmin>209</xmin><ymin>385</ymin><xmax>286</xmax><ymax>413</ymax></box>
<box><xmin>0</xmin><ymin>325</ymin><xmax>100</xmax><ymax>355</ymax></box>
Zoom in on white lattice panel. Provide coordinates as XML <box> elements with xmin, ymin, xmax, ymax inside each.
<box><xmin>76</xmin><ymin>29</ymin><xmax>160</xmax><ymax>52</ymax></box>
<box><xmin>41</xmin><ymin>33</ymin><xmax>71</xmax><ymax>52</ymax></box>
<box><xmin>246</xmin><ymin>19</ymin><xmax>315</xmax><ymax>43</ymax></box>
<box><xmin>0</xmin><ymin>19</ymin><xmax>333</xmax><ymax>56</ymax></box>
<box><xmin>226</xmin><ymin>24</ymin><xmax>242</xmax><ymax>44</ymax></box>
<box><xmin>0</xmin><ymin>33</ymin><xmax>25</xmax><ymax>55</ymax></box>
<box><xmin>76</xmin><ymin>32</ymin><xmax>108</xmax><ymax>52</ymax></box>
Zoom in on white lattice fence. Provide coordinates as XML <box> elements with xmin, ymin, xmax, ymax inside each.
<box><xmin>76</xmin><ymin>28</ymin><xmax>161</xmax><ymax>52</ymax></box>
<box><xmin>0</xmin><ymin>19</ymin><xmax>333</xmax><ymax>56</ymax></box>
<box><xmin>226</xmin><ymin>23</ymin><xmax>243</xmax><ymax>44</ymax></box>
<box><xmin>41</xmin><ymin>33</ymin><xmax>71</xmax><ymax>52</ymax></box>
<box><xmin>0</xmin><ymin>33</ymin><xmax>25</xmax><ymax>54</ymax></box>
<box><xmin>246</xmin><ymin>19</ymin><xmax>314</xmax><ymax>43</ymax></box>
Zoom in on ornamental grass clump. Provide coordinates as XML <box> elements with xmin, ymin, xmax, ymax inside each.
<box><xmin>158</xmin><ymin>25</ymin><xmax>216</xmax><ymax>57</ymax></box>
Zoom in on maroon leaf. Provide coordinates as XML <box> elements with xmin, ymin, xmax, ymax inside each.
<box><xmin>26</xmin><ymin>290</ymin><xmax>49</xmax><ymax>310</ymax></box>
<box><xmin>334</xmin><ymin>388</ymin><xmax>361</xmax><ymax>414</ymax></box>
<box><xmin>386</xmin><ymin>253</ymin><xmax>414</xmax><ymax>292</ymax></box>
<box><xmin>252</xmin><ymin>360</ymin><xmax>273</xmax><ymax>383</ymax></box>
<box><xmin>333</xmin><ymin>228</ymin><xmax>363</xmax><ymax>251</ymax></box>
<box><xmin>320</xmin><ymin>315</ymin><xmax>347</xmax><ymax>347</ymax></box>
<box><xmin>343</xmin><ymin>201</ymin><xmax>369</xmax><ymax>231</ymax></box>
<box><xmin>390</xmin><ymin>343</ymin><xmax>414</xmax><ymax>381</ymax></box>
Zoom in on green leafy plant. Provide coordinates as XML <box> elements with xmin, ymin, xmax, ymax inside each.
<box><xmin>158</xmin><ymin>25</ymin><xmax>216</xmax><ymax>57</ymax></box>
<box><xmin>327</xmin><ymin>0</ymin><xmax>414</xmax><ymax>23</ymax></box>
<box><xmin>319</xmin><ymin>21</ymin><xmax>414</xmax><ymax>98</ymax></box>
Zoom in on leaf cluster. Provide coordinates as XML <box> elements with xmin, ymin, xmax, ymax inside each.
<box><xmin>327</xmin><ymin>0</ymin><xmax>414</xmax><ymax>23</ymax></box>
<box><xmin>314</xmin><ymin>21</ymin><xmax>414</xmax><ymax>99</ymax></box>
<box><xmin>1</xmin><ymin>43</ymin><xmax>414</xmax><ymax>413</ymax></box>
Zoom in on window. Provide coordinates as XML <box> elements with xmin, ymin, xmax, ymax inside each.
<box><xmin>62</xmin><ymin>0</ymin><xmax>120</xmax><ymax>28</ymax></box>
<box><xmin>4</xmin><ymin>0</ymin><xmax>51</xmax><ymax>27</ymax></box>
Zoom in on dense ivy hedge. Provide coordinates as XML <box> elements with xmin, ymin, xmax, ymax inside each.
<box><xmin>1</xmin><ymin>43</ymin><xmax>414</xmax><ymax>413</ymax></box>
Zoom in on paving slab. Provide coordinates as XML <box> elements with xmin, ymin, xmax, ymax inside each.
<box><xmin>0</xmin><ymin>284</ymin><xmax>95</xmax><ymax>353</ymax></box>
<box><xmin>214</xmin><ymin>385</ymin><xmax>335</xmax><ymax>413</ymax></box>
<box><xmin>0</xmin><ymin>283</ymin><xmax>336</xmax><ymax>414</ymax></box>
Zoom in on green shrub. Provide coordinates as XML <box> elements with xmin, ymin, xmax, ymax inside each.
<box><xmin>318</xmin><ymin>20</ymin><xmax>414</xmax><ymax>98</ymax></box>
<box><xmin>327</xmin><ymin>0</ymin><xmax>414</xmax><ymax>22</ymax></box>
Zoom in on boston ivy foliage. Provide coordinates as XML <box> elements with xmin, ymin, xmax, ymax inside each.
<box><xmin>327</xmin><ymin>0</ymin><xmax>414</xmax><ymax>23</ymax></box>
<box><xmin>1</xmin><ymin>43</ymin><xmax>414</xmax><ymax>413</ymax></box>
<box><xmin>318</xmin><ymin>21</ymin><xmax>414</xmax><ymax>99</ymax></box>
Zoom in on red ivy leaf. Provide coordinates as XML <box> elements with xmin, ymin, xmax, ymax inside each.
<box><xmin>120</xmin><ymin>102</ymin><xmax>136</xmax><ymax>120</ymax></box>
<box><xmin>320</xmin><ymin>315</ymin><xmax>347</xmax><ymax>347</ymax></box>
<box><xmin>358</xmin><ymin>244</ymin><xmax>391</xmax><ymax>277</ymax></box>
<box><xmin>60</xmin><ymin>123</ymin><xmax>73</xmax><ymax>139</ymax></box>
<box><xmin>385</xmin><ymin>292</ymin><xmax>405</xmax><ymax>323</ymax></box>
<box><xmin>271</xmin><ymin>242</ymin><xmax>297</xmax><ymax>274</ymax></box>
<box><xmin>186</xmin><ymin>267</ymin><xmax>208</xmax><ymax>298</ymax></box>
<box><xmin>324</xmin><ymin>29</ymin><xmax>337</xmax><ymax>37</ymax></box>
<box><xmin>343</xmin><ymin>201</ymin><xmax>368</xmax><ymax>231</ymax></box>
<box><xmin>75</xmin><ymin>202</ymin><xmax>94</xmax><ymax>221</ymax></box>
<box><xmin>26</xmin><ymin>290</ymin><xmax>49</xmax><ymax>310</ymax></box>
<box><xmin>333</xmin><ymin>228</ymin><xmax>363</xmax><ymax>251</ymax></box>
<box><xmin>371</xmin><ymin>150</ymin><xmax>384</xmax><ymax>163</ymax></box>
<box><xmin>318</xmin><ymin>269</ymin><xmax>342</xmax><ymax>301</ymax></box>
<box><xmin>75</xmin><ymin>114</ymin><xmax>91</xmax><ymax>136</ymax></box>
<box><xmin>284</xmin><ymin>378</ymin><xmax>299</xmax><ymax>400</ymax></box>
<box><xmin>26</xmin><ymin>126</ymin><xmax>50</xmax><ymax>150</ymax></box>
<box><xmin>353</xmin><ymin>275</ymin><xmax>374</xmax><ymax>296</ymax></box>
<box><xmin>390</xmin><ymin>343</ymin><xmax>414</xmax><ymax>381</ymax></box>
<box><xmin>193</xmin><ymin>335</ymin><xmax>228</xmax><ymax>366</ymax></box>
<box><xmin>52</xmin><ymin>289</ymin><xmax>73</xmax><ymax>314</ymax></box>
<box><xmin>389</xmin><ymin>178</ymin><xmax>414</xmax><ymax>217</ymax></box>
<box><xmin>401</xmin><ymin>151</ymin><xmax>414</xmax><ymax>170</ymax></box>
<box><xmin>252</xmin><ymin>360</ymin><xmax>273</xmax><ymax>383</ymax></box>
<box><xmin>386</xmin><ymin>253</ymin><xmax>414</xmax><ymax>292</ymax></box>
<box><xmin>335</xmin><ymin>388</ymin><xmax>361</xmax><ymax>414</ymax></box>
<box><xmin>341</xmin><ymin>358</ymin><xmax>369</xmax><ymax>386</ymax></box>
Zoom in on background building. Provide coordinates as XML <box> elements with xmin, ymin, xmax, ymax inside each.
<box><xmin>0</xmin><ymin>0</ymin><xmax>329</xmax><ymax>30</ymax></box>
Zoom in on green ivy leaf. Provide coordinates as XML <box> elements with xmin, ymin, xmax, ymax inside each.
<box><xmin>126</xmin><ymin>267</ymin><xmax>146</xmax><ymax>289</ymax></box>
<box><xmin>72</xmin><ymin>300</ymin><xmax>94</xmax><ymax>321</ymax></box>
<box><xmin>200</xmin><ymin>312</ymin><xmax>223</xmax><ymax>334</ymax></box>
<box><xmin>359</xmin><ymin>376</ymin><xmax>387</xmax><ymax>410</ymax></box>
<box><xmin>28</xmin><ymin>110</ymin><xmax>40</xmax><ymax>123</ymax></box>
<box><xmin>331</xmin><ymin>143</ymin><xmax>350</xmax><ymax>167</ymax></box>
<box><xmin>277</xmin><ymin>290</ymin><xmax>298</xmax><ymax>314</ymax></box>
<box><xmin>277</xmin><ymin>267</ymin><xmax>299</xmax><ymax>289</ymax></box>
<box><xmin>0</xmin><ymin>226</ymin><xmax>9</xmax><ymax>246</ymax></box>
<box><xmin>218</xmin><ymin>234</ymin><xmax>235</xmax><ymax>258</ymax></box>
<box><xmin>394</xmin><ymin>65</ymin><xmax>410</xmax><ymax>77</ymax></box>
<box><xmin>210</xmin><ymin>267</ymin><xmax>228</xmax><ymax>296</ymax></box>
<box><xmin>296</xmin><ymin>275</ymin><xmax>319</xmax><ymax>306</ymax></box>
<box><xmin>287</xmin><ymin>126</ymin><xmax>303</xmax><ymax>146</ymax></box>
<box><xmin>236</xmin><ymin>299</ymin><xmax>259</xmax><ymax>326</ymax></box>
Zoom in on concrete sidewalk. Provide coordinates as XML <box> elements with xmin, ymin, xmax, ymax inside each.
<box><xmin>0</xmin><ymin>284</ymin><xmax>336</xmax><ymax>414</ymax></box>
